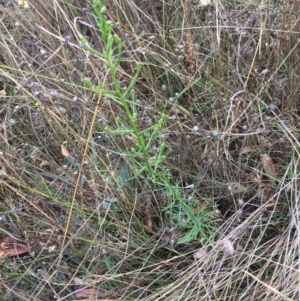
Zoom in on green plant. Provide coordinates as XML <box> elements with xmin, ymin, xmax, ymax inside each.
<box><xmin>0</xmin><ymin>0</ymin><xmax>299</xmax><ymax>299</ymax></box>
<box><xmin>80</xmin><ymin>0</ymin><xmax>218</xmax><ymax>246</ymax></box>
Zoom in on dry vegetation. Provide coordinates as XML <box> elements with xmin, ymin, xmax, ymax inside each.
<box><xmin>0</xmin><ymin>0</ymin><xmax>300</xmax><ymax>300</ymax></box>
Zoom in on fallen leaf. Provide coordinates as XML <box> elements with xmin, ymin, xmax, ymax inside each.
<box><xmin>39</xmin><ymin>160</ymin><xmax>51</xmax><ymax>167</ymax></box>
<box><xmin>240</xmin><ymin>146</ymin><xmax>254</xmax><ymax>154</ymax></box>
<box><xmin>261</xmin><ymin>154</ymin><xmax>277</xmax><ymax>178</ymax></box>
<box><xmin>61</xmin><ymin>143</ymin><xmax>70</xmax><ymax>157</ymax></box>
<box><xmin>0</xmin><ymin>236</ymin><xmax>30</xmax><ymax>257</ymax></box>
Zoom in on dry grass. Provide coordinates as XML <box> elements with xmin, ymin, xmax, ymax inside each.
<box><xmin>0</xmin><ymin>0</ymin><xmax>300</xmax><ymax>300</ymax></box>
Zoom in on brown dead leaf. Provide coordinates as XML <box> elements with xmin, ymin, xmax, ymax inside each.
<box><xmin>39</xmin><ymin>160</ymin><xmax>51</xmax><ymax>167</ymax></box>
<box><xmin>240</xmin><ymin>146</ymin><xmax>254</xmax><ymax>155</ymax></box>
<box><xmin>73</xmin><ymin>277</ymin><xmax>104</xmax><ymax>299</ymax></box>
<box><xmin>0</xmin><ymin>236</ymin><xmax>30</xmax><ymax>257</ymax></box>
<box><xmin>61</xmin><ymin>143</ymin><xmax>70</xmax><ymax>157</ymax></box>
<box><xmin>261</xmin><ymin>154</ymin><xmax>277</xmax><ymax>178</ymax></box>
